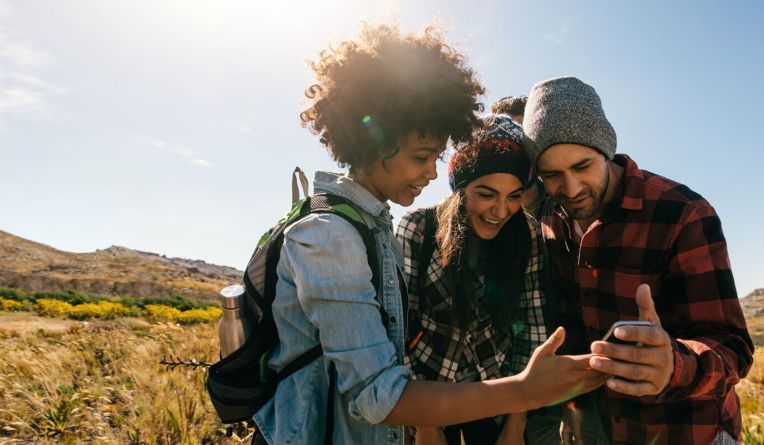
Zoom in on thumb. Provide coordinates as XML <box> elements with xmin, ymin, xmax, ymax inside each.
<box><xmin>538</xmin><ymin>326</ymin><xmax>566</xmax><ymax>356</ymax></box>
<box><xmin>635</xmin><ymin>283</ymin><xmax>660</xmax><ymax>326</ymax></box>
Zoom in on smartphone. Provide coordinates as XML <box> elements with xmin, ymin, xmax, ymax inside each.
<box><xmin>601</xmin><ymin>320</ymin><xmax>653</xmax><ymax>345</ymax></box>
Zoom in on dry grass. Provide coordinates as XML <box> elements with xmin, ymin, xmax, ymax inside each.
<box><xmin>0</xmin><ymin>310</ymin><xmax>761</xmax><ymax>444</ymax></box>
<box><xmin>740</xmin><ymin>312</ymin><xmax>764</xmax><ymax>445</ymax></box>
<box><xmin>0</xmin><ymin>313</ymin><xmax>246</xmax><ymax>444</ymax></box>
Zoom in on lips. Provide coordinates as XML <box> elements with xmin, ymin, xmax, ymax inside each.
<box><xmin>481</xmin><ymin>216</ymin><xmax>502</xmax><ymax>226</ymax></box>
<box><xmin>564</xmin><ymin>194</ymin><xmax>590</xmax><ymax>209</ymax></box>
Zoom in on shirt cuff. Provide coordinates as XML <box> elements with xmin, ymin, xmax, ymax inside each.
<box><xmin>655</xmin><ymin>337</ymin><xmax>696</xmax><ymax>402</ymax></box>
<box><xmin>349</xmin><ymin>364</ymin><xmax>411</xmax><ymax>424</ymax></box>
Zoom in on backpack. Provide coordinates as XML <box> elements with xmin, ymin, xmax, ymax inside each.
<box><xmin>206</xmin><ymin>168</ymin><xmax>379</xmax><ymax>426</ymax></box>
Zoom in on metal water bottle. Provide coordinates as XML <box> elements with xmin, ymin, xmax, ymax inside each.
<box><xmin>218</xmin><ymin>284</ymin><xmax>249</xmax><ymax>358</ymax></box>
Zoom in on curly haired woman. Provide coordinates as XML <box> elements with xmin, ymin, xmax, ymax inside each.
<box><xmin>252</xmin><ymin>25</ymin><xmax>606</xmax><ymax>445</ymax></box>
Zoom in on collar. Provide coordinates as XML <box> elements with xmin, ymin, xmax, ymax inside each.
<box><xmin>313</xmin><ymin>171</ymin><xmax>390</xmax><ymax>218</ymax></box>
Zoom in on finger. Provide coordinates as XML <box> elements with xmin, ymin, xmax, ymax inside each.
<box><xmin>589</xmin><ymin>355</ymin><xmax>662</xmax><ymax>384</ymax></box>
<box><xmin>635</xmin><ymin>283</ymin><xmax>661</xmax><ymax>326</ymax></box>
<box><xmin>562</xmin><ymin>353</ymin><xmax>598</xmax><ymax>370</ymax></box>
<box><xmin>591</xmin><ymin>338</ymin><xmax>668</xmax><ymax>363</ymax></box>
<box><xmin>613</xmin><ymin>325</ymin><xmax>669</xmax><ymax>347</ymax></box>
<box><xmin>537</xmin><ymin>326</ymin><xmax>565</xmax><ymax>356</ymax></box>
<box><xmin>605</xmin><ymin>376</ymin><xmax>661</xmax><ymax>397</ymax></box>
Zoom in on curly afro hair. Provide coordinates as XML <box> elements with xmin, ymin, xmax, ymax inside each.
<box><xmin>300</xmin><ymin>24</ymin><xmax>485</xmax><ymax>170</ymax></box>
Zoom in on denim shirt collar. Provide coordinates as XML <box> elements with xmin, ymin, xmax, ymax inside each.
<box><xmin>314</xmin><ymin>171</ymin><xmax>390</xmax><ymax>219</ymax></box>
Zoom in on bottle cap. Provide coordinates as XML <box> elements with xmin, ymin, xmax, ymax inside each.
<box><xmin>219</xmin><ymin>284</ymin><xmax>245</xmax><ymax>309</ymax></box>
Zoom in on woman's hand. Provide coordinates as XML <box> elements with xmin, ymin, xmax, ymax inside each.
<box><xmin>517</xmin><ymin>327</ymin><xmax>610</xmax><ymax>409</ymax></box>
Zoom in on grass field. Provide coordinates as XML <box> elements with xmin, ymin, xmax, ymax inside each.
<box><xmin>0</xmin><ymin>312</ymin><xmax>245</xmax><ymax>444</ymax></box>
<box><xmin>0</xmin><ymin>311</ymin><xmax>761</xmax><ymax>444</ymax></box>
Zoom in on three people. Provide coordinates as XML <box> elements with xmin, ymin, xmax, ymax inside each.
<box><xmin>397</xmin><ymin>114</ymin><xmax>549</xmax><ymax>444</ymax></box>
<box><xmin>252</xmin><ymin>26</ymin><xmax>605</xmax><ymax>445</ymax></box>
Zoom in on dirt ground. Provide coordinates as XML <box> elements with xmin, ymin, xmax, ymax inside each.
<box><xmin>0</xmin><ymin>311</ymin><xmax>80</xmax><ymax>336</ymax></box>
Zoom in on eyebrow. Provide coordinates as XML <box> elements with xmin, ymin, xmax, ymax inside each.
<box><xmin>538</xmin><ymin>156</ymin><xmax>596</xmax><ymax>174</ymax></box>
<box><xmin>475</xmin><ymin>184</ymin><xmax>523</xmax><ymax>195</ymax></box>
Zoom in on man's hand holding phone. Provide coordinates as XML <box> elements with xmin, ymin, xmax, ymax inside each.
<box><xmin>588</xmin><ymin>284</ymin><xmax>675</xmax><ymax>397</ymax></box>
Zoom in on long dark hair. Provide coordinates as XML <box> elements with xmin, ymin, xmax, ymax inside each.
<box><xmin>435</xmin><ymin>191</ymin><xmax>531</xmax><ymax>331</ymax></box>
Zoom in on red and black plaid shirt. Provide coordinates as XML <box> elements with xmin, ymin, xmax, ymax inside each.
<box><xmin>541</xmin><ymin>154</ymin><xmax>754</xmax><ymax>445</ymax></box>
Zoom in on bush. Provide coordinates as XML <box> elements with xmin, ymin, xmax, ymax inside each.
<box><xmin>129</xmin><ymin>295</ymin><xmax>212</xmax><ymax>311</ymax></box>
<box><xmin>35</xmin><ymin>298</ymin><xmax>74</xmax><ymax>317</ymax></box>
<box><xmin>0</xmin><ymin>288</ymin><xmax>26</xmax><ymax>302</ymax></box>
<box><xmin>144</xmin><ymin>304</ymin><xmax>182</xmax><ymax>321</ymax></box>
<box><xmin>68</xmin><ymin>301</ymin><xmax>135</xmax><ymax>320</ymax></box>
<box><xmin>0</xmin><ymin>297</ymin><xmax>23</xmax><ymax>311</ymax></box>
<box><xmin>176</xmin><ymin>307</ymin><xmax>223</xmax><ymax>325</ymax></box>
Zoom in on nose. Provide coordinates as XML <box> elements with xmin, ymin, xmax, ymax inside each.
<box><xmin>493</xmin><ymin>199</ymin><xmax>509</xmax><ymax>220</ymax></box>
<box><xmin>561</xmin><ymin>172</ymin><xmax>583</xmax><ymax>198</ymax></box>
<box><xmin>426</xmin><ymin>158</ymin><xmax>438</xmax><ymax>180</ymax></box>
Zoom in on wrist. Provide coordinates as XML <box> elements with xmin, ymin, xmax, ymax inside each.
<box><xmin>505</xmin><ymin>374</ymin><xmax>534</xmax><ymax>413</ymax></box>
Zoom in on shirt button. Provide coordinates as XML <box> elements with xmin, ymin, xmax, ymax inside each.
<box><xmin>387</xmin><ymin>278</ymin><xmax>395</xmax><ymax>285</ymax></box>
<box><xmin>390</xmin><ymin>316</ymin><xmax>397</xmax><ymax>323</ymax></box>
<box><xmin>392</xmin><ymin>431</ymin><xmax>399</xmax><ymax>440</ymax></box>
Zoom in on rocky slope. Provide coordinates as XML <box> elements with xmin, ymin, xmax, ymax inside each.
<box><xmin>0</xmin><ymin>230</ymin><xmax>243</xmax><ymax>303</ymax></box>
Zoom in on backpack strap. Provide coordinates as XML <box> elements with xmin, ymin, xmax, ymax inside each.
<box><xmin>307</xmin><ymin>193</ymin><xmax>380</xmax><ymax>292</ymax></box>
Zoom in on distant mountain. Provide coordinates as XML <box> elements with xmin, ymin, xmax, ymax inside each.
<box><xmin>0</xmin><ymin>230</ymin><xmax>243</xmax><ymax>303</ymax></box>
<box><xmin>741</xmin><ymin>288</ymin><xmax>764</xmax><ymax>318</ymax></box>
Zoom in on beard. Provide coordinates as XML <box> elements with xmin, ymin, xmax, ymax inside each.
<box><xmin>556</xmin><ymin>165</ymin><xmax>610</xmax><ymax>221</ymax></box>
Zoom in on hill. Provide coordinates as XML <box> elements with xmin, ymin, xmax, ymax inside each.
<box><xmin>0</xmin><ymin>230</ymin><xmax>243</xmax><ymax>303</ymax></box>
<box><xmin>741</xmin><ymin>288</ymin><xmax>764</xmax><ymax>317</ymax></box>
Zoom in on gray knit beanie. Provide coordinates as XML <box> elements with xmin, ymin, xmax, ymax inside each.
<box><xmin>523</xmin><ymin>76</ymin><xmax>616</xmax><ymax>167</ymax></box>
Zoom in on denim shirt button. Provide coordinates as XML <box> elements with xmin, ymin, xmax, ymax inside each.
<box><xmin>392</xmin><ymin>431</ymin><xmax>399</xmax><ymax>440</ymax></box>
<box><xmin>387</xmin><ymin>278</ymin><xmax>395</xmax><ymax>285</ymax></box>
<box><xmin>389</xmin><ymin>316</ymin><xmax>396</xmax><ymax>323</ymax></box>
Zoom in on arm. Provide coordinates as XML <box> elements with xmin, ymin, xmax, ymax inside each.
<box><xmin>384</xmin><ymin>326</ymin><xmax>608</xmax><ymax>426</ymax></box>
<box><xmin>282</xmin><ymin>213</ymin><xmax>411</xmax><ymax>424</ymax></box>
<box><xmin>495</xmin><ymin>413</ymin><xmax>527</xmax><ymax>445</ymax></box>
<box><xmin>656</xmin><ymin>204</ymin><xmax>754</xmax><ymax>399</ymax></box>
<box><xmin>285</xmin><ymin>214</ymin><xmax>607</xmax><ymax>427</ymax></box>
<box><xmin>589</xmin><ymin>203</ymin><xmax>754</xmax><ymax>399</ymax></box>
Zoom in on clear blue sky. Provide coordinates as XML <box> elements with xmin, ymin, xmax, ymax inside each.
<box><xmin>3</xmin><ymin>1</ymin><xmax>763</xmax><ymax>297</ymax></box>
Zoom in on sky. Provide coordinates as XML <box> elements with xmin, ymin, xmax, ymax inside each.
<box><xmin>2</xmin><ymin>1</ymin><xmax>763</xmax><ymax>298</ymax></box>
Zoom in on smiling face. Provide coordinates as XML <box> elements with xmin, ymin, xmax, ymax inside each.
<box><xmin>463</xmin><ymin>172</ymin><xmax>524</xmax><ymax>240</ymax></box>
<box><xmin>353</xmin><ymin>132</ymin><xmax>446</xmax><ymax>206</ymax></box>
<box><xmin>536</xmin><ymin>143</ymin><xmax>610</xmax><ymax>224</ymax></box>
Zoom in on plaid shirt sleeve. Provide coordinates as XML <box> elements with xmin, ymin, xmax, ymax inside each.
<box><xmin>657</xmin><ymin>200</ymin><xmax>754</xmax><ymax>402</ymax></box>
<box><xmin>508</xmin><ymin>219</ymin><xmax>548</xmax><ymax>374</ymax></box>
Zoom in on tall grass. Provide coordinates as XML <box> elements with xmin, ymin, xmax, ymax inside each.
<box><xmin>0</xmin><ymin>308</ymin><xmax>761</xmax><ymax>444</ymax></box>
<box><xmin>0</xmin><ymin>316</ymin><xmax>244</xmax><ymax>444</ymax></box>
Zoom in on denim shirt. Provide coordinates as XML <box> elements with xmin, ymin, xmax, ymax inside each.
<box><xmin>253</xmin><ymin>171</ymin><xmax>411</xmax><ymax>445</ymax></box>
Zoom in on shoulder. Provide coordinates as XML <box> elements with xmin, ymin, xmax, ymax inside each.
<box><xmin>641</xmin><ymin>170</ymin><xmax>719</xmax><ymax>221</ymax></box>
<box><xmin>396</xmin><ymin>208</ymin><xmax>428</xmax><ymax>242</ymax></box>
<box><xmin>284</xmin><ymin>212</ymin><xmax>366</xmax><ymax>248</ymax></box>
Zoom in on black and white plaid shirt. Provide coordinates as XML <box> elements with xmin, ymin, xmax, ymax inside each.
<box><xmin>396</xmin><ymin>208</ymin><xmax>548</xmax><ymax>382</ymax></box>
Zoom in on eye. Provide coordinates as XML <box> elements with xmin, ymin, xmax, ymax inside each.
<box><xmin>540</xmin><ymin>172</ymin><xmax>558</xmax><ymax>179</ymax></box>
<box><xmin>478</xmin><ymin>193</ymin><xmax>494</xmax><ymax>199</ymax></box>
<box><xmin>573</xmin><ymin>163</ymin><xmax>590</xmax><ymax>171</ymax></box>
